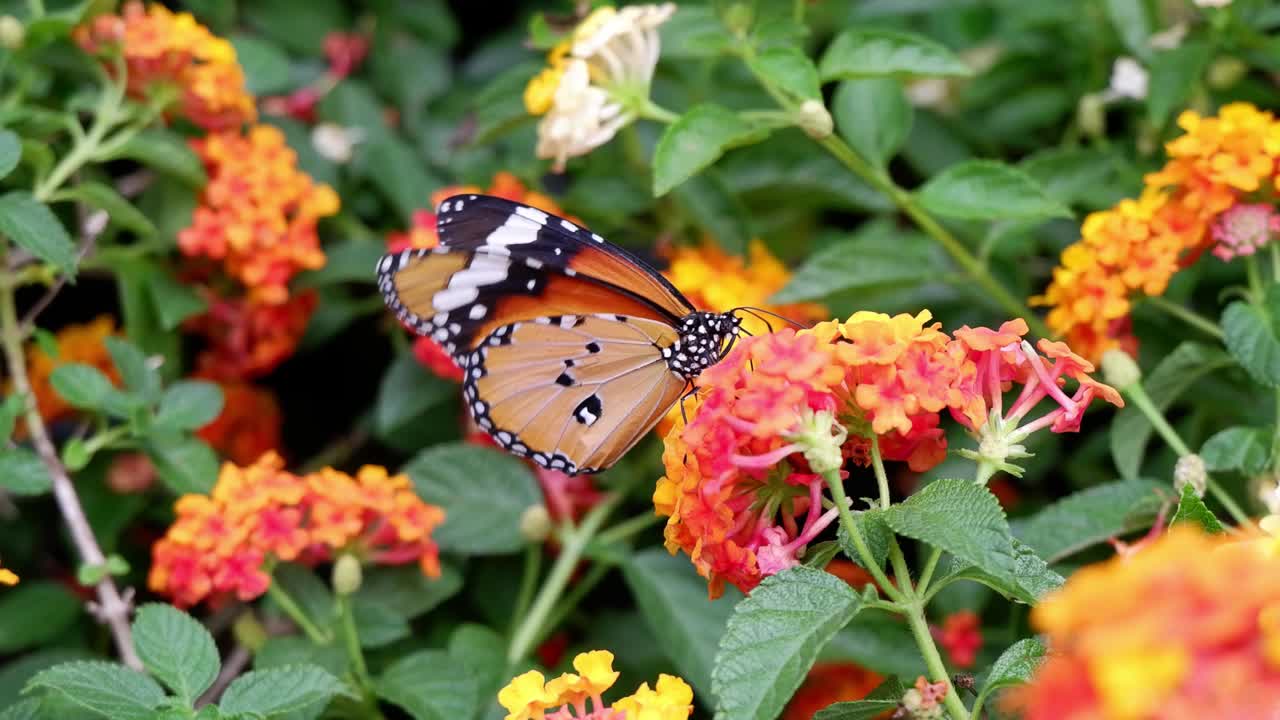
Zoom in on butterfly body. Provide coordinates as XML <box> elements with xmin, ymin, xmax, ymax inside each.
<box><xmin>377</xmin><ymin>194</ymin><xmax>740</xmax><ymax>475</ymax></box>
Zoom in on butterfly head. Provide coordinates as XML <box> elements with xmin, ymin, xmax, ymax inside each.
<box><xmin>663</xmin><ymin>311</ymin><xmax>742</xmax><ymax>381</ymax></box>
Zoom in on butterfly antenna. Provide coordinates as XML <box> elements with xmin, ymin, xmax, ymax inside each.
<box><xmin>733</xmin><ymin>306</ymin><xmax>810</xmax><ymax>331</ymax></box>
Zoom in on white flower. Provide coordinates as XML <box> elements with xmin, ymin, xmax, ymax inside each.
<box><xmin>1193</xmin><ymin>0</ymin><xmax>1231</xmax><ymax>7</ymax></box>
<box><xmin>572</xmin><ymin>3</ymin><xmax>675</xmax><ymax>88</ymax></box>
<box><xmin>310</xmin><ymin>123</ymin><xmax>364</xmax><ymax>164</ymax></box>
<box><xmin>535</xmin><ymin>59</ymin><xmax>630</xmax><ymax>172</ymax></box>
<box><xmin>905</xmin><ymin>78</ymin><xmax>950</xmax><ymax>109</ymax></box>
<box><xmin>1148</xmin><ymin>22</ymin><xmax>1188</xmax><ymax>50</ymax></box>
<box><xmin>1104</xmin><ymin>57</ymin><xmax>1149</xmax><ymax>101</ymax></box>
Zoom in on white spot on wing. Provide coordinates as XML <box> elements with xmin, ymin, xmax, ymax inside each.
<box><xmin>449</xmin><ymin>253</ymin><xmax>509</xmax><ymax>289</ymax></box>
<box><xmin>469</xmin><ymin>304</ymin><xmax>487</xmax><ymax>320</ymax></box>
<box><xmin>526</xmin><ymin>279</ymin><xmax>536</xmax><ymax>290</ymax></box>
<box><xmin>591</xmin><ymin>233</ymin><xmax>604</xmax><ymax>243</ymax></box>
<box><xmin>515</xmin><ymin>206</ymin><xmax>549</xmax><ymax>224</ymax></box>
<box><xmin>486</xmin><ymin>214</ymin><xmax>541</xmax><ymax>247</ymax></box>
<box><xmin>432</xmin><ymin>286</ymin><xmax>478</xmax><ymax>311</ymax></box>
<box><xmin>560</xmin><ymin>219</ymin><xmax>578</xmax><ymax>232</ymax></box>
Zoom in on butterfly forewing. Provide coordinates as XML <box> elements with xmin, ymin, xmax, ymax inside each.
<box><xmin>462</xmin><ymin>314</ymin><xmax>687</xmax><ymax>474</ymax></box>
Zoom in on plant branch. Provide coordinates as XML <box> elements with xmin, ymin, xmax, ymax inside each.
<box><xmin>264</xmin><ymin>580</ymin><xmax>331</xmax><ymax>645</ymax></box>
<box><xmin>0</xmin><ymin>276</ymin><xmax>141</xmax><ymax>669</ymax></box>
<box><xmin>1143</xmin><ymin>295</ymin><xmax>1224</xmax><ymax>341</ymax></box>
<box><xmin>820</xmin><ymin>467</ymin><xmax>904</xmax><ymax>603</ymax></box>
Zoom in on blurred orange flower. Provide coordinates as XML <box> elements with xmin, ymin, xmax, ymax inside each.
<box><xmin>196</xmin><ymin>381</ymin><xmax>283</xmax><ymax>464</ymax></box>
<box><xmin>179</xmin><ymin>124</ymin><xmax>339</xmax><ymax>305</ymax></box>
<box><xmin>74</xmin><ymin>1</ymin><xmax>255</xmax><ymax>131</ymax></box>
<box><xmin>149</xmin><ymin>452</ymin><xmax>444</xmax><ymax>608</ymax></box>
<box><xmin>0</xmin><ymin>561</ymin><xmax>17</xmax><ymax>586</ymax></box>
<box><xmin>1006</xmin><ymin>526</ymin><xmax>1280</xmax><ymax>719</ymax></box>
<box><xmin>16</xmin><ymin>316</ymin><xmax>120</xmax><ymax>427</ymax></box>
<box><xmin>186</xmin><ymin>289</ymin><xmax>316</xmax><ymax>382</ymax></box>
<box><xmin>783</xmin><ymin>662</ymin><xmax>885</xmax><ymax>720</ymax></box>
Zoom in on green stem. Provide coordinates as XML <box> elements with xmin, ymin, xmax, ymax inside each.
<box><xmin>1247</xmin><ymin>255</ymin><xmax>1266</xmax><ymax>303</ymax></box>
<box><xmin>638</xmin><ymin>97</ymin><xmax>678</xmax><ymax>124</ymax></box>
<box><xmin>905</xmin><ymin>607</ymin><xmax>971</xmax><ymax>720</ymax></box>
<box><xmin>33</xmin><ymin>62</ymin><xmax>129</xmax><ymax>203</ymax></box>
<box><xmin>507</xmin><ymin>493</ymin><xmax>621</xmax><ymax>664</ymax></box>
<box><xmin>536</xmin><ymin>561</ymin><xmax>614</xmax><ymax>647</ymax></box>
<box><xmin>916</xmin><ymin>548</ymin><xmax>943</xmax><ymax>596</ymax></box>
<box><xmin>869</xmin><ymin>435</ymin><xmax>892</xmax><ymax>510</ymax></box>
<box><xmin>1123</xmin><ymin>381</ymin><xmax>1251</xmax><ymax>525</ymax></box>
<box><xmin>336</xmin><ymin>594</ymin><xmax>385</xmax><ymax>719</ymax></box>
<box><xmin>510</xmin><ymin>544</ymin><xmax>543</xmax><ymax>635</ymax></box>
<box><xmin>595</xmin><ymin>511</ymin><xmax>662</xmax><ymax>546</ymax></box>
<box><xmin>266</xmin><ymin>581</ymin><xmax>330</xmax><ymax>645</ymax></box>
<box><xmin>1143</xmin><ymin>295</ymin><xmax>1225</xmax><ymax>341</ymax></box>
<box><xmin>1270</xmin><ymin>243</ymin><xmax>1280</xmax><ymax>283</ymax></box>
<box><xmin>820</xmin><ymin>467</ymin><xmax>905</xmax><ymax>603</ymax></box>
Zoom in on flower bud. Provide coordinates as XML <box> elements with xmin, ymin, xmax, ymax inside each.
<box><xmin>788</xmin><ymin>408</ymin><xmax>847</xmax><ymax>476</ymax></box>
<box><xmin>1206</xmin><ymin>56</ymin><xmax>1247</xmax><ymax>90</ymax></box>
<box><xmin>1100</xmin><ymin>348</ymin><xmax>1141</xmax><ymax>391</ymax></box>
<box><xmin>796</xmin><ymin>100</ymin><xmax>833</xmax><ymax>140</ymax></box>
<box><xmin>1174</xmin><ymin>454</ymin><xmax>1207</xmax><ymax>497</ymax></box>
<box><xmin>520</xmin><ymin>504</ymin><xmax>553</xmax><ymax>543</ymax></box>
<box><xmin>0</xmin><ymin>16</ymin><xmax>23</xmax><ymax>50</ymax></box>
<box><xmin>331</xmin><ymin>553</ymin><xmax>363</xmax><ymax>596</ymax></box>
<box><xmin>1077</xmin><ymin>93</ymin><xmax>1106</xmax><ymax>138</ymax></box>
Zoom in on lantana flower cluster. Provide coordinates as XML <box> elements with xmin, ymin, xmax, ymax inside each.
<box><xmin>74</xmin><ymin>1</ymin><xmax>255</xmax><ymax>131</ymax></box>
<box><xmin>523</xmin><ymin>4</ymin><xmax>676</xmax><ymax>170</ymax></box>
<box><xmin>657</xmin><ymin>311</ymin><xmax>1121</xmax><ymax>596</ymax></box>
<box><xmin>149</xmin><ymin>452</ymin><xmax>444</xmax><ymax>608</ymax></box>
<box><xmin>500</xmin><ymin>650</ymin><xmax>693</xmax><ymax>720</ymax></box>
<box><xmin>1007</xmin><ymin>526</ymin><xmax>1280</xmax><ymax>719</ymax></box>
<box><xmin>0</xmin><ymin>560</ymin><xmax>17</xmax><ymax>586</ymax></box>
<box><xmin>1034</xmin><ymin>102</ymin><xmax>1280</xmax><ymax>361</ymax></box>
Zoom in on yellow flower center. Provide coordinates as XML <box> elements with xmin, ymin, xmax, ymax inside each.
<box><xmin>1090</xmin><ymin>646</ymin><xmax>1188</xmax><ymax>720</ymax></box>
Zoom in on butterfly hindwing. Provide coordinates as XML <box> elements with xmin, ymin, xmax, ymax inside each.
<box><xmin>461</xmin><ymin>314</ymin><xmax>688</xmax><ymax>474</ymax></box>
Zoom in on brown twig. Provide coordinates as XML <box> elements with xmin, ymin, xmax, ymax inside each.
<box><xmin>19</xmin><ymin>209</ymin><xmax>106</xmax><ymax>335</ymax></box>
<box><xmin>197</xmin><ymin>644</ymin><xmax>252</xmax><ymax>707</ymax></box>
<box><xmin>0</xmin><ymin>271</ymin><xmax>141</xmax><ymax>669</ymax></box>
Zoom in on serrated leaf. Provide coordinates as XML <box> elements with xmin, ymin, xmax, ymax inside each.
<box><xmin>446</xmin><ymin>625</ymin><xmax>506</xmax><ymax>720</ymax></box>
<box><xmin>832</xmin><ymin>78</ymin><xmax>912</xmax><ymax>169</ymax></box>
<box><xmin>0</xmin><ymin>130</ymin><xmax>21</xmax><ymax>180</ymax></box>
<box><xmin>812</xmin><ymin>677</ymin><xmax>905</xmax><ymax>720</ymax></box>
<box><xmin>1171</xmin><ymin>484</ymin><xmax>1224</xmax><ymax>534</ymax></box>
<box><xmin>772</xmin><ymin>226</ymin><xmax>939</xmax><ymax>303</ymax></box>
<box><xmin>937</xmin><ymin>538</ymin><xmax>1063</xmax><ymax>604</ymax></box>
<box><xmin>351</xmin><ymin>598</ymin><xmax>410</xmax><ymax>648</ymax></box>
<box><xmin>145</xmin><ymin>436</ymin><xmax>219</xmax><ymax>495</ymax></box>
<box><xmin>404</xmin><ymin>443</ymin><xmax>539</xmax><ymax>555</ymax></box>
<box><xmin>105</xmin><ymin>336</ymin><xmax>161</xmax><ymax>403</ymax></box>
<box><xmin>653</xmin><ymin>105</ymin><xmax>768</xmax><ymax>197</ymax></box>
<box><xmin>0</xmin><ymin>192</ymin><xmax>77</xmax><ymax>275</ymax></box>
<box><xmin>105</xmin><ymin>130</ymin><xmax>206</xmax><ymax>186</ymax></box>
<box><xmin>375</xmin><ymin>650</ymin><xmax>477</xmax><ymax>720</ymax></box>
<box><xmin>131</xmin><ymin>603</ymin><xmax>219</xmax><ymax>703</ymax></box>
<box><xmin>915</xmin><ymin>160</ymin><xmax>1070</xmax><ymax>221</ymax></box>
<box><xmin>48</xmin><ymin>364</ymin><xmax>114</xmax><ymax>410</ymax></box>
<box><xmin>712</xmin><ymin>567</ymin><xmax>863</xmax><ymax>720</ymax></box>
<box><xmin>1222</xmin><ymin>296</ymin><xmax>1280</xmax><ymax>387</ymax></box>
<box><xmin>1147</xmin><ymin>41</ymin><xmax>1211</xmax><ymax>127</ymax></box>
<box><xmin>623</xmin><ymin>549</ymin><xmax>741</xmax><ymax>697</ymax></box>
<box><xmin>55</xmin><ymin>182</ymin><xmax>157</xmax><ymax>238</ymax></box>
<box><xmin>981</xmin><ymin>637</ymin><xmax>1045</xmax><ymax>697</ymax></box>
<box><xmin>1200</xmin><ymin>426</ymin><xmax>1271</xmax><ymax>475</ymax></box>
<box><xmin>819</xmin><ymin>28</ymin><xmax>970</xmax><ymax>81</ymax></box>
<box><xmin>1110</xmin><ymin>342</ymin><xmax>1232</xmax><ymax>478</ymax></box>
<box><xmin>24</xmin><ymin>661</ymin><xmax>166</xmax><ymax>720</ymax></box>
<box><xmin>155</xmin><ymin>381</ymin><xmax>224</xmax><ymax>431</ymax></box>
<box><xmin>883</xmin><ymin>479</ymin><xmax>1018</xmax><ymax>586</ymax></box>
<box><xmin>219</xmin><ymin>665</ymin><xmax>348</xmax><ymax>717</ymax></box>
<box><xmin>0</xmin><ymin>448</ymin><xmax>52</xmax><ymax>496</ymax></box>
<box><xmin>0</xmin><ymin>582</ymin><xmax>81</xmax><ymax>652</ymax></box>
<box><xmin>836</xmin><ymin>509</ymin><xmax>891</xmax><ymax>573</ymax></box>
<box><xmin>749</xmin><ymin>47</ymin><xmax>821</xmax><ymax>101</ymax></box>
<box><xmin>147</xmin><ymin>273</ymin><xmax>208</xmax><ymax>331</ymax></box>
<box><xmin>1011</xmin><ymin>478</ymin><xmax>1165</xmax><ymax>563</ymax></box>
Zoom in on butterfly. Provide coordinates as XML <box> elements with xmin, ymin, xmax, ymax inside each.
<box><xmin>376</xmin><ymin>194</ymin><xmax>745</xmax><ymax>475</ymax></box>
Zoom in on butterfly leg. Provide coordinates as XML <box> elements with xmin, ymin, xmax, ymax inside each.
<box><xmin>678</xmin><ymin>383</ymin><xmax>700</xmax><ymax>425</ymax></box>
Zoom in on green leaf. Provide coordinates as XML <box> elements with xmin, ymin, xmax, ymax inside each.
<box><xmin>404</xmin><ymin>443</ymin><xmax>540</xmax><ymax>555</ymax></box>
<box><xmin>802</xmin><ymin>541</ymin><xmax>841</xmax><ymax>569</ymax></box>
<box><xmin>832</xmin><ymin>79</ymin><xmax>912</xmax><ymax>169</ymax></box>
<box><xmin>0</xmin><ymin>130</ymin><xmax>21</xmax><ymax>180</ymax></box>
<box><xmin>836</xmin><ymin>508</ymin><xmax>891</xmax><ymax>573</ymax></box>
<box><xmin>0</xmin><ymin>649</ymin><xmax>94</xmax><ymax>712</ymax></box>
<box><xmin>0</xmin><ymin>393</ymin><xmax>23</xmax><ymax>440</ymax></box>
<box><xmin>375</xmin><ymin>650</ymin><xmax>477</xmax><ymax>720</ymax></box>
<box><xmin>220</xmin><ymin>666</ymin><xmax>348</xmax><ymax>717</ymax></box>
<box><xmin>364</xmin><ymin>135</ymin><xmax>442</xmax><ymax>224</ymax></box>
<box><xmin>712</xmin><ymin>567</ymin><xmax>863</xmax><ymax>720</ymax></box>
<box><xmin>24</xmin><ymin>661</ymin><xmax>166</xmax><ymax>720</ymax></box>
<box><xmin>1147</xmin><ymin>41</ymin><xmax>1211</xmax><ymax>127</ymax></box>
<box><xmin>1103</xmin><ymin>0</ymin><xmax>1152</xmax><ymax>62</ymax></box>
<box><xmin>1171</xmin><ymin>484</ymin><xmax>1224</xmax><ymax>534</ymax></box>
<box><xmin>147</xmin><ymin>273</ymin><xmax>208</xmax><ymax>331</ymax></box>
<box><xmin>49</xmin><ymin>364</ymin><xmax>113</xmax><ymax>410</ymax></box>
<box><xmin>884</xmin><ymin>479</ymin><xmax>1018</xmax><ymax>583</ymax></box>
<box><xmin>0</xmin><ymin>698</ymin><xmax>43</xmax><ymax>720</ymax></box>
<box><xmin>145</xmin><ymin>436</ymin><xmax>219</xmax><ymax>495</ymax></box>
<box><xmin>354</xmin><ymin>563</ymin><xmax>463</xmax><ymax>619</ymax></box>
<box><xmin>979</xmin><ymin>637</ymin><xmax>1045</xmax><ymax>699</ymax></box>
<box><xmin>1011</xmin><ymin>478</ymin><xmax>1165</xmax><ymax>563</ymax></box>
<box><xmin>0</xmin><ymin>582</ymin><xmax>81</xmax><ymax>653</ymax></box>
<box><xmin>812</xmin><ymin>677</ymin><xmax>905</xmax><ymax>720</ymax></box>
<box><xmin>670</xmin><ymin>172</ymin><xmax>752</xmax><ymax>255</ymax></box>
<box><xmin>0</xmin><ymin>192</ymin><xmax>77</xmax><ymax>275</ymax></box>
<box><xmin>270</xmin><ymin>564</ymin><xmax>335</xmax><ymax>630</ymax></box>
<box><xmin>772</xmin><ymin>225</ymin><xmax>940</xmax><ymax>303</ymax></box>
<box><xmin>0</xmin><ymin>448</ymin><xmax>52</xmax><ymax>496</ymax></box>
<box><xmin>937</xmin><ymin>538</ymin><xmax>1064</xmax><ymax>604</ymax></box>
<box><xmin>255</xmin><ymin>637</ymin><xmax>347</xmax><ymax>679</ymax></box>
<box><xmin>105</xmin><ymin>130</ymin><xmax>206</xmax><ymax>186</ymax></box>
<box><xmin>1019</xmin><ymin>147</ymin><xmax>1124</xmax><ymax>208</ymax></box>
<box><xmin>296</xmin><ymin>240</ymin><xmax>385</xmax><ymax>288</ymax></box>
<box><xmin>374</xmin><ymin>351</ymin><xmax>456</xmax><ymax>440</ymax></box>
<box><xmin>1222</xmin><ymin>294</ymin><xmax>1280</xmax><ymax>387</ymax></box>
<box><xmin>823</xmin><ymin>613</ymin><xmax>926</xmax><ymax>678</ymax></box>
<box><xmin>660</xmin><ymin>5</ymin><xmax>731</xmax><ymax>58</ymax></box>
<box><xmin>105</xmin><ymin>336</ymin><xmax>161</xmax><ymax>403</ymax></box>
<box><xmin>243</xmin><ymin>0</ymin><xmax>348</xmax><ymax>55</ymax></box>
<box><xmin>623</xmin><ymin>549</ymin><xmax>741</xmax><ymax>697</ymax></box>
<box><xmin>230</xmin><ymin>34</ymin><xmax>293</xmax><ymax>96</ymax></box>
<box><xmin>446</xmin><ymin>624</ymin><xmax>506</xmax><ymax>720</ymax></box>
<box><xmin>351</xmin><ymin>598</ymin><xmax>410</xmax><ymax>648</ymax></box>
<box><xmin>131</xmin><ymin>603</ymin><xmax>219</xmax><ymax>703</ymax></box>
<box><xmin>819</xmin><ymin>28</ymin><xmax>970</xmax><ymax>81</ymax></box>
<box><xmin>653</xmin><ymin>105</ymin><xmax>769</xmax><ymax>197</ymax></box>
<box><xmin>915</xmin><ymin>160</ymin><xmax>1071</xmax><ymax>221</ymax></box>
<box><xmin>1201</xmin><ymin>426</ymin><xmax>1271</xmax><ymax>475</ymax></box>
<box><xmin>749</xmin><ymin>47</ymin><xmax>821</xmax><ymax>101</ymax></box>
<box><xmin>155</xmin><ymin>381</ymin><xmax>224</xmax><ymax>431</ymax></box>
<box><xmin>55</xmin><ymin>183</ymin><xmax>157</xmax><ymax>238</ymax></box>
<box><xmin>1110</xmin><ymin>342</ymin><xmax>1232</xmax><ymax>478</ymax></box>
